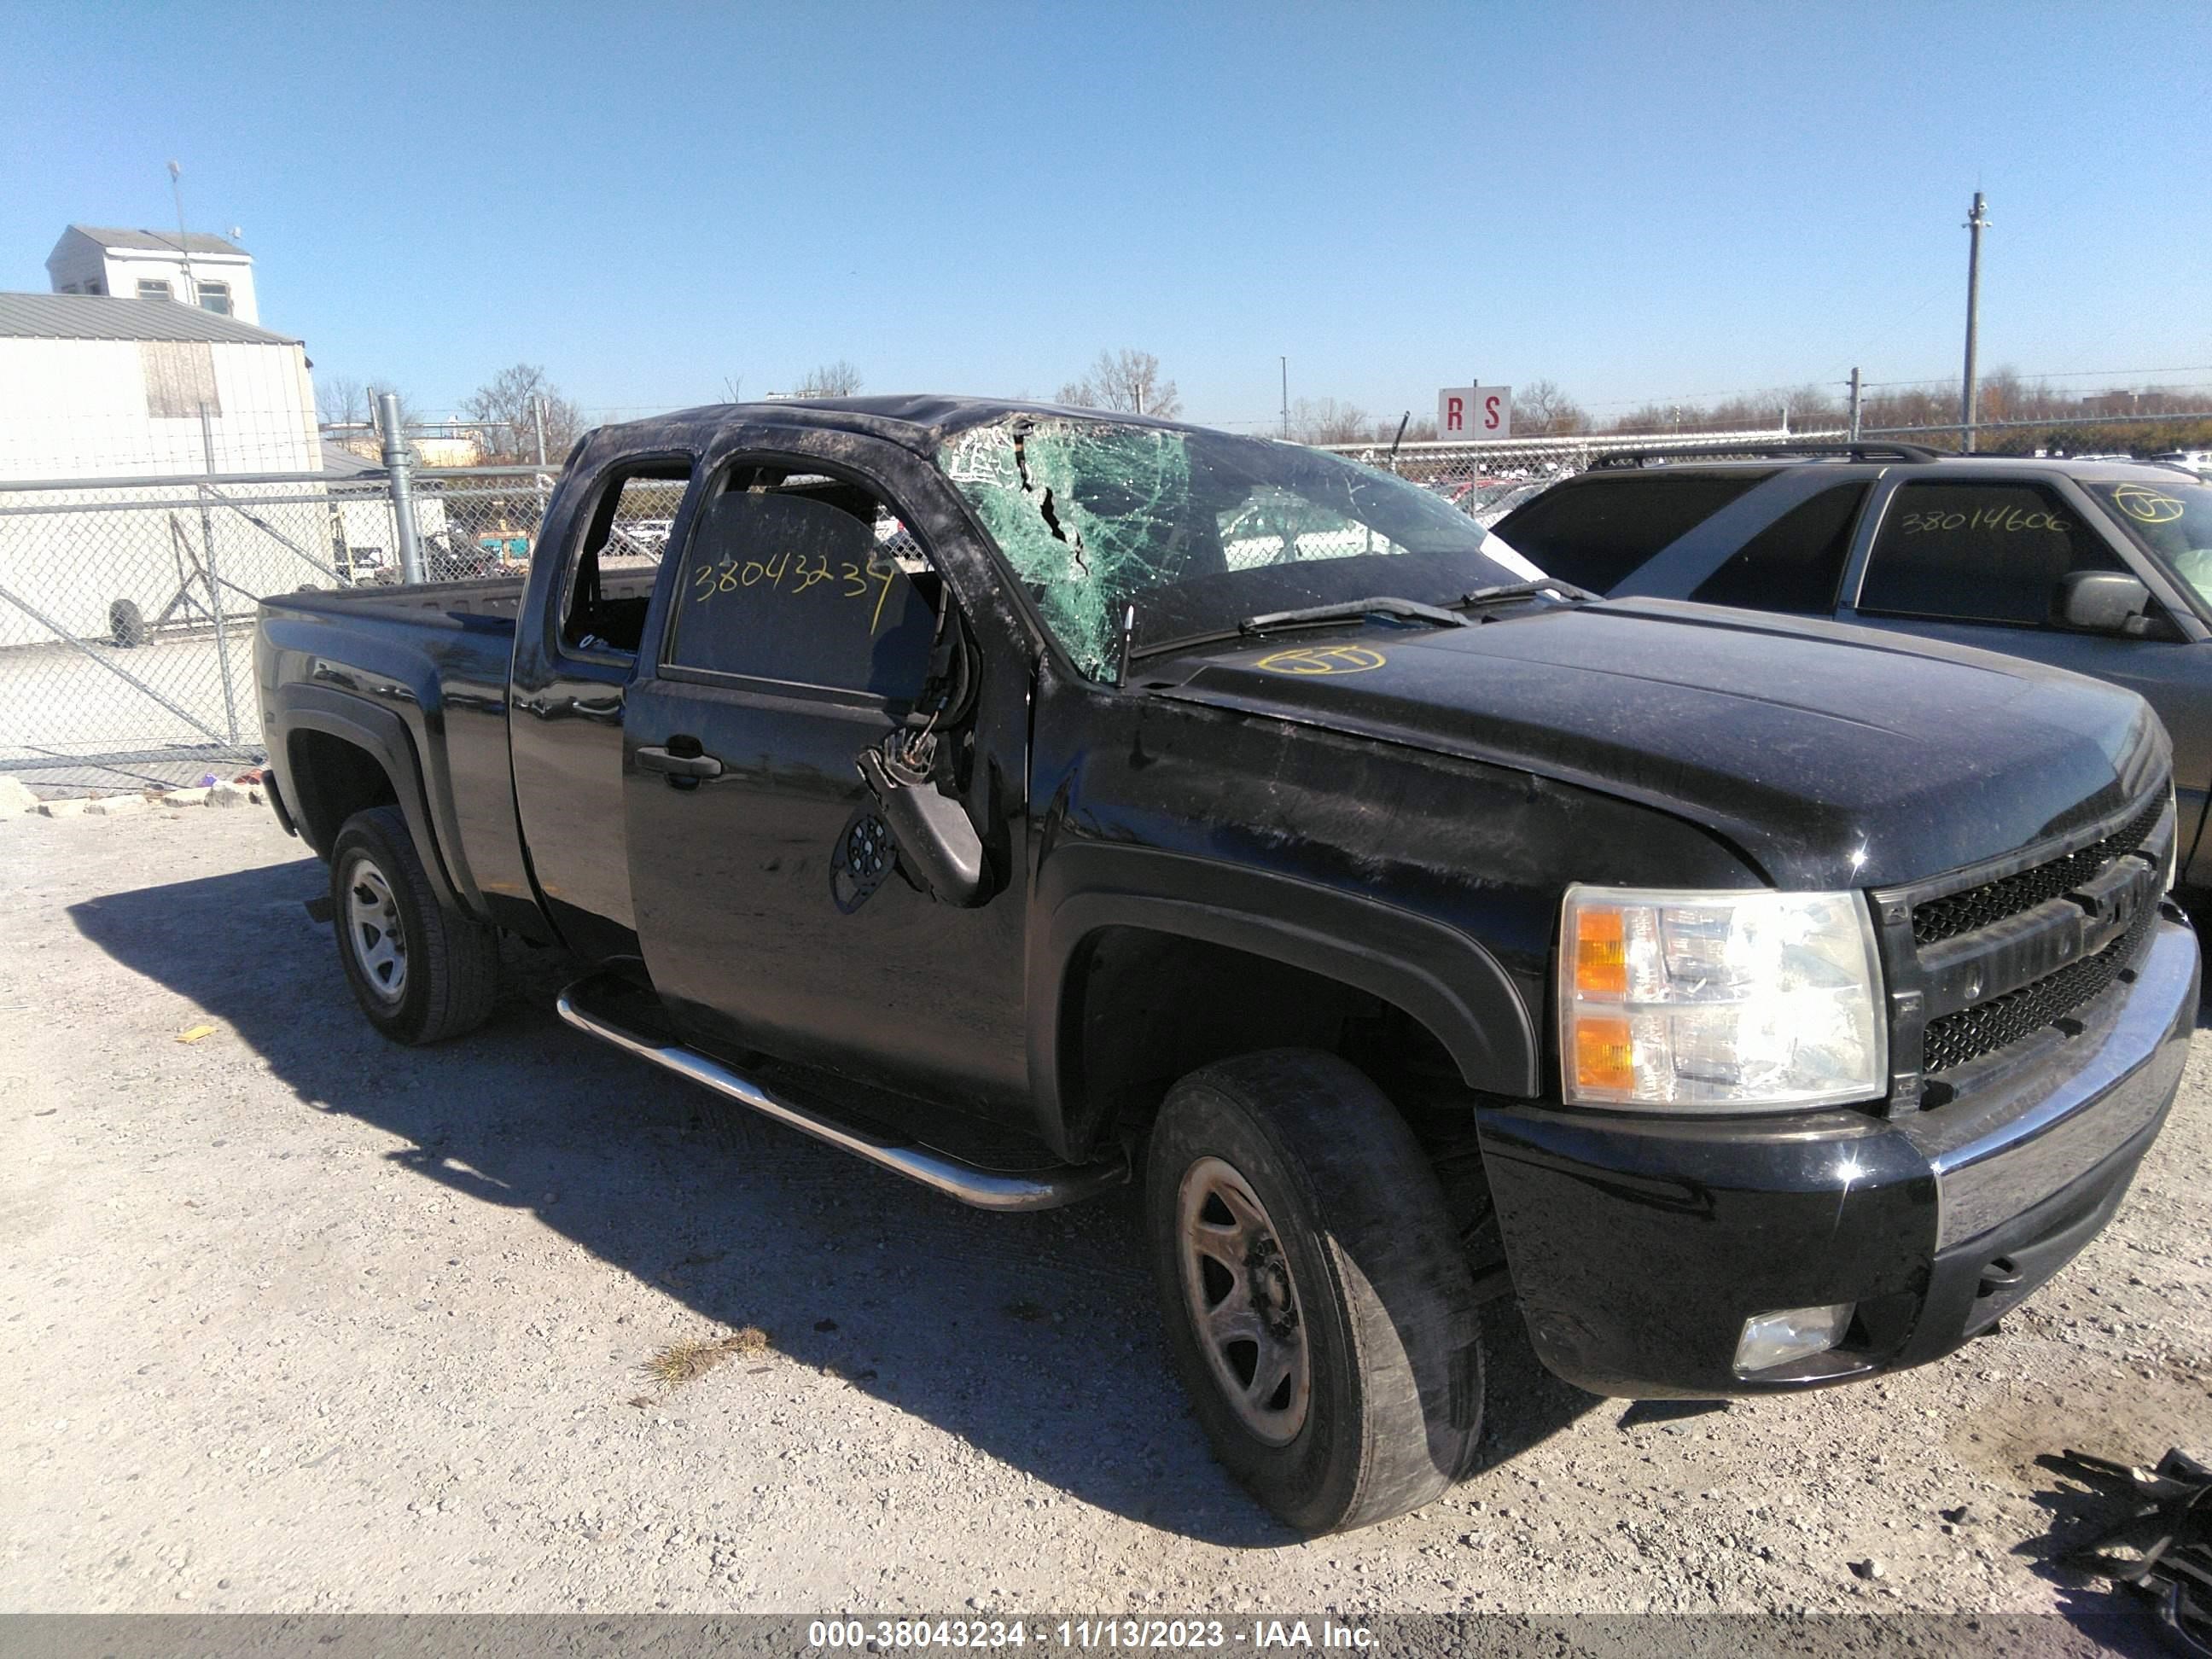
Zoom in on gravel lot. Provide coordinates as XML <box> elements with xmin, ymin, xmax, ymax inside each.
<box><xmin>3</xmin><ymin>806</ymin><xmax>2208</xmax><ymax>1628</ymax></box>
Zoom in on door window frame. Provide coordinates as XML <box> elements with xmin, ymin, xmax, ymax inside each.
<box><xmin>637</xmin><ymin>446</ymin><xmax>964</xmax><ymax>715</ymax></box>
<box><xmin>1837</xmin><ymin>469</ymin><xmax>2200</xmax><ymax>635</ymax></box>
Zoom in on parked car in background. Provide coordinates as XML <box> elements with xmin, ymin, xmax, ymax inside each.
<box><xmin>1493</xmin><ymin>445</ymin><xmax>2212</xmax><ymax>893</ymax></box>
<box><xmin>2150</xmin><ymin>450</ymin><xmax>2212</xmax><ymax>482</ymax></box>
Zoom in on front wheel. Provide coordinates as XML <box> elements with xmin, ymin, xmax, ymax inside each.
<box><xmin>330</xmin><ymin>805</ymin><xmax>498</xmax><ymax>1044</ymax></box>
<box><xmin>1145</xmin><ymin>1049</ymin><xmax>1485</xmax><ymax>1534</ymax></box>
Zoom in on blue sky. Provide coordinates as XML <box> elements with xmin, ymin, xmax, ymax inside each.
<box><xmin>3</xmin><ymin>2</ymin><xmax>2207</xmax><ymax>428</ymax></box>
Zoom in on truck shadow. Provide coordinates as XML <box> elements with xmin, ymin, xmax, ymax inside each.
<box><xmin>68</xmin><ymin>853</ymin><xmax>1600</xmax><ymax>1546</ymax></box>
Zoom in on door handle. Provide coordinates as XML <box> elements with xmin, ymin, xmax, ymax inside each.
<box><xmin>637</xmin><ymin>745</ymin><xmax>724</xmax><ymax>780</ymax></box>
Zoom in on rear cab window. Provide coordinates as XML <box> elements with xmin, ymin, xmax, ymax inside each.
<box><xmin>1495</xmin><ymin>471</ymin><xmax>1773</xmax><ymax>591</ymax></box>
<box><xmin>1855</xmin><ymin>480</ymin><xmax>2122</xmax><ymax>626</ymax></box>
<box><xmin>560</xmin><ymin>464</ymin><xmax>690</xmax><ymax>657</ymax></box>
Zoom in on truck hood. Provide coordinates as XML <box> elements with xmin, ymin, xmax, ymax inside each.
<box><xmin>1155</xmin><ymin>598</ymin><xmax>2167</xmax><ymax>889</ymax></box>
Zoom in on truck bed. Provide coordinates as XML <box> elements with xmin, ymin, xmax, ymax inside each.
<box><xmin>257</xmin><ymin>578</ymin><xmax>532</xmax><ymax>928</ymax></box>
<box><xmin>270</xmin><ymin>574</ymin><xmax>528</xmax><ymax>626</ymax></box>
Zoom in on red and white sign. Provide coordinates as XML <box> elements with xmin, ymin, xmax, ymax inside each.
<box><xmin>1438</xmin><ymin>386</ymin><xmax>1511</xmax><ymax>439</ymax></box>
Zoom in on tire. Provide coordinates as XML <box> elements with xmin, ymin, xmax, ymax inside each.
<box><xmin>1145</xmin><ymin>1049</ymin><xmax>1485</xmax><ymax>1534</ymax></box>
<box><xmin>109</xmin><ymin>597</ymin><xmax>147</xmax><ymax>648</ymax></box>
<box><xmin>329</xmin><ymin>805</ymin><xmax>498</xmax><ymax>1045</ymax></box>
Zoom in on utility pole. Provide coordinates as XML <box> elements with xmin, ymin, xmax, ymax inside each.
<box><xmin>1848</xmin><ymin>368</ymin><xmax>1863</xmax><ymax>441</ymax></box>
<box><xmin>1960</xmin><ymin>191</ymin><xmax>1991</xmax><ymax>453</ymax></box>
<box><xmin>1280</xmin><ymin>356</ymin><xmax>1289</xmax><ymax>439</ymax></box>
<box><xmin>532</xmin><ymin>395</ymin><xmax>547</xmax><ymax>468</ymax></box>
<box><xmin>166</xmin><ymin>160</ymin><xmax>200</xmax><ymax>308</ymax></box>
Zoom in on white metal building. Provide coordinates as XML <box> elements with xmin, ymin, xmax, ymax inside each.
<box><xmin>0</xmin><ymin>293</ymin><xmax>334</xmax><ymax>650</ymax></box>
<box><xmin>0</xmin><ymin>292</ymin><xmax>316</xmax><ymax>480</ymax></box>
<box><xmin>46</xmin><ymin>224</ymin><xmax>261</xmax><ymax>324</ymax></box>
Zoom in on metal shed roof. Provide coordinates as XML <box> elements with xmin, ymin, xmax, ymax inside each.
<box><xmin>67</xmin><ymin>224</ymin><xmax>249</xmax><ymax>257</ymax></box>
<box><xmin>0</xmin><ymin>292</ymin><xmax>299</xmax><ymax>346</ymax></box>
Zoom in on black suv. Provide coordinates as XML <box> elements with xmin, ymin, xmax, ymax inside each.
<box><xmin>1493</xmin><ymin>445</ymin><xmax>2212</xmax><ymax>892</ymax></box>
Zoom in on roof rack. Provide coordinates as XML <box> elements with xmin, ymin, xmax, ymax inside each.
<box><xmin>1590</xmin><ymin>440</ymin><xmax>1945</xmax><ymax>469</ymax></box>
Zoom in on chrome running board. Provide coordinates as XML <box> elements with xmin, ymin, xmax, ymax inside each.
<box><xmin>556</xmin><ymin>975</ymin><xmax>1127</xmax><ymax>1213</ymax></box>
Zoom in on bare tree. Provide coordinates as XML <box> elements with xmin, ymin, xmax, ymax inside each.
<box><xmin>1057</xmin><ymin>348</ymin><xmax>1182</xmax><ymax>418</ymax></box>
<box><xmin>793</xmin><ymin>360</ymin><xmax>863</xmax><ymax>398</ymax></box>
<box><xmin>462</xmin><ymin>364</ymin><xmax>585</xmax><ymax>464</ymax></box>
<box><xmin>1371</xmin><ymin>414</ymin><xmax>1438</xmax><ymax>444</ymax></box>
<box><xmin>1515</xmin><ymin>379</ymin><xmax>1588</xmax><ymax>437</ymax></box>
<box><xmin>317</xmin><ymin>375</ymin><xmax>370</xmax><ymax>427</ymax></box>
<box><xmin>318</xmin><ymin>374</ymin><xmax>418</xmax><ymax>440</ymax></box>
<box><xmin>364</xmin><ymin>380</ymin><xmax>420</xmax><ymax>432</ymax></box>
<box><xmin>1286</xmin><ymin>397</ymin><xmax>1372</xmax><ymax>445</ymax></box>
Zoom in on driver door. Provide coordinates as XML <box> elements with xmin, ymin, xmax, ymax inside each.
<box><xmin>621</xmin><ymin>443</ymin><xmax>1032</xmax><ymax>1119</ymax></box>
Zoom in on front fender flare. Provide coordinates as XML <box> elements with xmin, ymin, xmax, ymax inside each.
<box><xmin>1030</xmin><ymin>842</ymin><xmax>1538</xmax><ymax>1156</ymax></box>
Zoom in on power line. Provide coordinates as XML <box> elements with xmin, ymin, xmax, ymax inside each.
<box><xmin>1861</xmin><ymin>364</ymin><xmax>2212</xmax><ymax>390</ymax></box>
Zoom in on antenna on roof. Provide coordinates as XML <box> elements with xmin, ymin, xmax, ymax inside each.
<box><xmin>165</xmin><ymin>159</ymin><xmax>200</xmax><ymax>309</ymax></box>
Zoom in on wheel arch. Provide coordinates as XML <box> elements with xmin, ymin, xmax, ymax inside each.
<box><xmin>276</xmin><ymin>685</ymin><xmax>469</xmax><ymax>917</ymax></box>
<box><xmin>1030</xmin><ymin>844</ymin><xmax>1538</xmax><ymax>1160</ymax></box>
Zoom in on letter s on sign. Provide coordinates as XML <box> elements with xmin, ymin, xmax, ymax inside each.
<box><xmin>1484</xmin><ymin>394</ymin><xmax>1502</xmax><ymax>430</ymax></box>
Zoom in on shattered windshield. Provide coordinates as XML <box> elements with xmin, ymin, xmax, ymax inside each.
<box><xmin>938</xmin><ymin>416</ymin><xmax>1541</xmax><ymax>677</ymax></box>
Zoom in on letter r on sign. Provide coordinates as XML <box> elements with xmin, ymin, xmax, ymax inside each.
<box><xmin>1446</xmin><ymin>397</ymin><xmax>1464</xmax><ymax>432</ymax></box>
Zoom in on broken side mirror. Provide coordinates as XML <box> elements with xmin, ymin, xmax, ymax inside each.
<box><xmin>837</xmin><ymin>745</ymin><xmax>987</xmax><ymax>910</ymax></box>
<box><xmin>2058</xmin><ymin>570</ymin><xmax>2153</xmax><ymax>635</ymax></box>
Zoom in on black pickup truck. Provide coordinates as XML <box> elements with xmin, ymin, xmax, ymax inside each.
<box><xmin>256</xmin><ymin>398</ymin><xmax>2197</xmax><ymax>1534</ymax></box>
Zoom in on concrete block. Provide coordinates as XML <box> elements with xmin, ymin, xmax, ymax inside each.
<box><xmin>207</xmin><ymin>782</ymin><xmax>251</xmax><ymax>809</ymax></box>
<box><xmin>36</xmin><ymin>798</ymin><xmax>87</xmax><ymax>818</ymax></box>
<box><xmin>84</xmin><ymin>795</ymin><xmax>148</xmax><ymax>817</ymax></box>
<box><xmin>161</xmin><ymin>787</ymin><xmax>212</xmax><ymax>808</ymax></box>
<box><xmin>0</xmin><ymin>775</ymin><xmax>36</xmax><ymax>814</ymax></box>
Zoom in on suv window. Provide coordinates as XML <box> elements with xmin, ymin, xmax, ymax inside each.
<box><xmin>1494</xmin><ymin>472</ymin><xmax>1773</xmax><ymax>591</ymax></box>
<box><xmin>1857</xmin><ymin>480</ymin><xmax>2122</xmax><ymax>626</ymax></box>
<box><xmin>1691</xmin><ymin>482</ymin><xmax>1868</xmax><ymax>614</ymax></box>
<box><xmin>664</xmin><ymin>465</ymin><xmax>939</xmax><ymax>699</ymax></box>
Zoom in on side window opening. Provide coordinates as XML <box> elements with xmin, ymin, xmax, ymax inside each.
<box><xmin>1856</xmin><ymin>480</ymin><xmax>2123</xmax><ymax>626</ymax></box>
<box><xmin>1494</xmin><ymin>471</ymin><xmax>1774</xmax><ymax>592</ymax></box>
<box><xmin>663</xmin><ymin>464</ymin><xmax>942</xmax><ymax>705</ymax></box>
<box><xmin>1691</xmin><ymin>482</ymin><xmax>1869</xmax><ymax>614</ymax></box>
<box><xmin>561</xmin><ymin>463</ymin><xmax>690</xmax><ymax>655</ymax></box>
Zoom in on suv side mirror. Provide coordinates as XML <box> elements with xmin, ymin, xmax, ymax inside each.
<box><xmin>2058</xmin><ymin>570</ymin><xmax>2153</xmax><ymax>635</ymax></box>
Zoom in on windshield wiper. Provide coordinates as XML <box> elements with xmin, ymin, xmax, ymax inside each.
<box><xmin>1459</xmin><ymin>578</ymin><xmax>1598</xmax><ymax>609</ymax></box>
<box><xmin>1237</xmin><ymin>596</ymin><xmax>1470</xmax><ymax>635</ymax></box>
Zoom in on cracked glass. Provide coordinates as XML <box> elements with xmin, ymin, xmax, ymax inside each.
<box><xmin>939</xmin><ymin>416</ymin><xmax>1540</xmax><ymax>678</ymax></box>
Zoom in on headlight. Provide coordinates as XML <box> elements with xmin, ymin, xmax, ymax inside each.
<box><xmin>1560</xmin><ymin>886</ymin><xmax>1887</xmax><ymax>1111</ymax></box>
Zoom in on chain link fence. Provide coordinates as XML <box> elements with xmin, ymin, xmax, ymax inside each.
<box><xmin>0</xmin><ymin>459</ymin><xmax>685</xmax><ymax>795</ymax></box>
<box><xmin>1316</xmin><ymin>424</ymin><xmax>1841</xmax><ymax>523</ymax></box>
<box><xmin>12</xmin><ymin>412</ymin><xmax>2209</xmax><ymax>796</ymax></box>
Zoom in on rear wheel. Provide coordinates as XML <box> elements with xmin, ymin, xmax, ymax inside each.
<box><xmin>1144</xmin><ymin>1049</ymin><xmax>1485</xmax><ymax>1534</ymax></box>
<box><xmin>330</xmin><ymin>805</ymin><xmax>498</xmax><ymax>1044</ymax></box>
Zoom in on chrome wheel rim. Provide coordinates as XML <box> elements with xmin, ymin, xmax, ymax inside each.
<box><xmin>1176</xmin><ymin>1155</ymin><xmax>1312</xmax><ymax>1446</ymax></box>
<box><xmin>343</xmin><ymin>857</ymin><xmax>408</xmax><ymax>1004</ymax></box>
